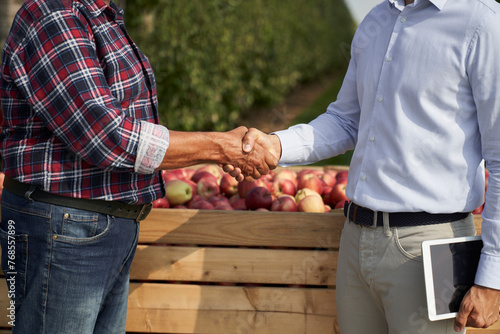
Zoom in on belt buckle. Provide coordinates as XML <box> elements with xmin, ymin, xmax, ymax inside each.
<box><xmin>136</xmin><ymin>203</ymin><xmax>152</xmax><ymax>222</ymax></box>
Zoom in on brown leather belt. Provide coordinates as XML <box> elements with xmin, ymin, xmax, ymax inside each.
<box><xmin>3</xmin><ymin>176</ymin><xmax>152</xmax><ymax>222</ymax></box>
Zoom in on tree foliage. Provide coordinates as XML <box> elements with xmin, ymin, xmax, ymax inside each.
<box><xmin>125</xmin><ymin>0</ymin><xmax>355</xmax><ymax>131</ymax></box>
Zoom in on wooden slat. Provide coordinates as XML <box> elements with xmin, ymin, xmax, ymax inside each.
<box><xmin>0</xmin><ymin>282</ymin><xmax>12</xmax><ymax>328</ymax></box>
<box><xmin>131</xmin><ymin>246</ymin><xmax>337</xmax><ymax>286</ymax></box>
<box><xmin>127</xmin><ymin>309</ymin><xmax>337</xmax><ymax>334</ymax></box>
<box><xmin>139</xmin><ymin>209</ymin><xmax>483</xmax><ymax>248</ymax></box>
<box><xmin>127</xmin><ymin>282</ymin><xmax>335</xmax><ymax>316</ymax></box>
<box><xmin>468</xmin><ymin>321</ymin><xmax>500</xmax><ymax>333</ymax></box>
<box><xmin>474</xmin><ymin>215</ymin><xmax>482</xmax><ymax>234</ymax></box>
<box><xmin>138</xmin><ymin>209</ymin><xmax>343</xmax><ymax>248</ymax></box>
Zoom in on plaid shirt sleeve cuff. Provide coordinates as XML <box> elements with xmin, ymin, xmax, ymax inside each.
<box><xmin>135</xmin><ymin>121</ymin><xmax>170</xmax><ymax>174</ymax></box>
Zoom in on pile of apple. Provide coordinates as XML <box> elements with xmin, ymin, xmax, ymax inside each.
<box><xmin>0</xmin><ymin>169</ymin><xmax>488</xmax><ymax>215</ymax></box>
<box><xmin>153</xmin><ymin>164</ymin><xmax>349</xmax><ymax>213</ymax></box>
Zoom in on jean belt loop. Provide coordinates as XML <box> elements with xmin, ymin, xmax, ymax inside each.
<box><xmin>24</xmin><ymin>184</ymin><xmax>37</xmax><ymax>202</ymax></box>
<box><xmin>383</xmin><ymin>212</ymin><xmax>391</xmax><ymax>236</ymax></box>
<box><xmin>371</xmin><ymin>210</ymin><xmax>378</xmax><ymax>228</ymax></box>
<box><xmin>346</xmin><ymin>201</ymin><xmax>353</xmax><ymax>224</ymax></box>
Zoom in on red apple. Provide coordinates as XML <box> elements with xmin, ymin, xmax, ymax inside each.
<box><xmin>152</xmin><ymin>197</ymin><xmax>170</xmax><ymax>208</ymax></box>
<box><xmin>231</xmin><ymin>198</ymin><xmax>247</xmax><ymax>210</ymax></box>
<box><xmin>191</xmin><ymin>171</ymin><xmax>218</xmax><ymax>184</ymax></box>
<box><xmin>219</xmin><ymin>173</ymin><xmax>239</xmax><ymax>197</ymax></box>
<box><xmin>297</xmin><ymin>168</ymin><xmax>321</xmax><ymax>179</ymax></box>
<box><xmin>271</xmin><ymin>195</ymin><xmax>298</xmax><ymax>212</ymax></box>
<box><xmin>171</xmin><ymin>168</ymin><xmax>190</xmax><ymax>180</ymax></box>
<box><xmin>187</xmin><ymin>195</ymin><xmax>203</xmax><ymax>208</ymax></box>
<box><xmin>162</xmin><ymin>170</ymin><xmax>180</xmax><ymax>183</ymax></box>
<box><xmin>197</xmin><ymin>176</ymin><xmax>220</xmax><ymax>199</ymax></box>
<box><xmin>270</xmin><ymin>178</ymin><xmax>296</xmax><ymax>197</ymax></box>
<box><xmin>189</xmin><ymin>198</ymin><xmax>215</xmax><ymax>210</ymax></box>
<box><xmin>324</xmin><ymin>169</ymin><xmax>338</xmax><ymax>180</ymax></box>
<box><xmin>274</xmin><ymin>169</ymin><xmax>297</xmax><ymax>186</ymax></box>
<box><xmin>298</xmin><ymin>195</ymin><xmax>325</xmax><ymax>213</ymax></box>
<box><xmin>238</xmin><ymin>180</ymin><xmax>259</xmax><ymax>198</ymax></box>
<box><xmin>335</xmin><ymin>170</ymin><xmax>349</xmax><ymax>182</ymax></box>
<box><xmin>214</xmin><ymin>202</ymin><xmax>234</xmax><ymax>210</ymax></box>
<box><xmin>472</xmin><ymin>204</ymin><xmax>484</xmax><ymax>215</ymax></box>
<box><xmin>207</xmin><ymin>195</ymin><xmax>230</xmax><ymax>206</ymax></box>
<box><xmin>322</xmin><ymin>186</ymin><xmax>333</xmax><ymax>206</ymax></box>
<box><xmin>330</xmin><ymin>181</ymin><xmax>348</xmax><ymax>206</ymax></box>
<box><xmin>164</xmin><ymin>179</ymin><xmax>193</xmax><ymax>206</ymax></box>
<box><xmin>196</xmin><ymin>164</ymin><xmax>222</xmax><ymax>179</ymax></box>
<box><xmin>295</xmin><ymin>188</ymin><xmax>322</xmax><ymax>204</ymax></box>
<box><xmin>334</xmin><ymin>200</ymin><xmax>346</xmax><ymax>209</ymax></box>
<box><xmin>297</xmin><ymin>174</ymin><xmax>324</xmax><ymax>195</ymax></box>
<box><xmin>245</xmin><ymin>186</ymin><xmax>273</xmax><ymax>210</ymax></box>
<box><xmin>185</xmin><ymin>179</ymin><xmax>197</xmax><ymax>196</ymax></box>
<box><xmin>318</xmin><ymin>172</ymin><xmax>337</xmax><ymax>187</ymax></box>
<box><xmin>228</xmin><ymin>194</ymin><xmax>241</xmax><ymax>204</ymax></box>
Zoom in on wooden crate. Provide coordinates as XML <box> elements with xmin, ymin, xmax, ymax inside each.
<box><xmin>0</xmin><ymin>209</ymin><xmax>496</xmax><ymax>333</ymax></box>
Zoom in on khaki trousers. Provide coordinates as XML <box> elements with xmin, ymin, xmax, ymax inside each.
<box><xmin>336</xmin><ymin>213</ymin><xmax>476</xmax><ymax>334</ymax></box>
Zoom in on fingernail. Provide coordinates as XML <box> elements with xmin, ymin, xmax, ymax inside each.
<box><xmin>454</xmin><ymin>325</ymin><xmax>461</xmax><ymax>332</ymax></box>
<box><xmin>243</xmin><ymin>144</ymin><xmax>251</xmax><ymax>152</ymax></box>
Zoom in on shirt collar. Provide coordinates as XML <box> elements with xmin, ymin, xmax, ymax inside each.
<box><xmin>78</xmin><ymin>0</ymin><xmax>124</xmax><ymax>19</ymax></box>
<box><xmin>388</xmin><ymin>0</ymin><xmax>447</xmax><ymax>11</ymax></box>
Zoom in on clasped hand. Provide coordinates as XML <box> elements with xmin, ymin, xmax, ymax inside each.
<box><xmin>223</xmin><ymin>127</ymin><xmax>281</xmax><ymax>182</ymax></box>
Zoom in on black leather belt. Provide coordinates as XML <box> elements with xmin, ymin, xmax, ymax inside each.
<box><xmin>3</xmin><ymin>176</ymin><xmax>152</xmax><ymax>222</ymax></box>
<box><xmin>343</xmin><ymin>201</ymin><xmax>469</xmax><ymax>227</ymax></box>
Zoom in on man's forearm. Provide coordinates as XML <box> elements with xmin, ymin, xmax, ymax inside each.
<box><xmin>156</xmin><ymin>128</ymin><xmax>244</xmax><ymax>170</ymax></box>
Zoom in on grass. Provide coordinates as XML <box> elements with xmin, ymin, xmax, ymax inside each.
<box><xmin>289</xmin><ymin>70</ymin><xmax>353</xmax><ymax>167</ymax></box>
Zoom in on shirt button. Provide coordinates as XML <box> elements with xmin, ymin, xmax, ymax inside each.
<box><xmin>400</xmin><ymin>17</ymin><xmax>406</xmax><ymax>23</ymax></box>
<box><xmin>370</xmin><ymin>136</ymin><xmax>375</xmax><ymax>142</ymax></box>
<box><xmin>387</xmin><ymin>56</ymin><xmax>393</xmax><ymax>62</ymax></box>
<box><xmin>378</xmin><ymin>96</ymin><xmax>384</xmax><ymax>102</ymax></box>
<box><xmin>64</xmin><ymin>213</ymin><xmax>69</xmax><ymax>218</ymax></box>
<box><xmin>361</xmin><ymin>175</ymin><xmax>367</xmax><ymax>181</ymax></box>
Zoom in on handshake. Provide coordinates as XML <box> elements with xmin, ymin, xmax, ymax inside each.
<box><xmin>220</xmin><ymin>127</ymin><xmax>282</xmax><ymax>182</ymax></box>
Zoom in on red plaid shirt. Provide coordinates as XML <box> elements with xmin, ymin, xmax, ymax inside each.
<box><xmin>0</xmin><ymin>0</ymin><xmax>168</xmax><ymax>204</ymax></box>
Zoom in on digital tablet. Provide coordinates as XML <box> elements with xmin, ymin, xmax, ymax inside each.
<box><xmin>422</xmin><ymin>235</ymin><xmax>483</xmax><ymax>321</ymax></box>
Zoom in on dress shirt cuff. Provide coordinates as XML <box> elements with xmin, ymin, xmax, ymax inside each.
<box><xmin>135</xmin><ymin>121</ymin><xmax>170</xmax><ymax>174</ymax></box>
<box><xmin>474</xmin><ymin>255</ymin><xmax>500</xmax><ymax>290</ymax></box>
<box><xmin>272</xmin><ymin>129</ymin><xmax>309</xmax><ymax>167</ymax></box>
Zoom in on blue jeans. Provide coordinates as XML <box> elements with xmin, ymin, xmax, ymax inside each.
<box><xmin>0</xmin><ymin>190</ymin><xmax>140</xmax><ymax>334</ymax></box>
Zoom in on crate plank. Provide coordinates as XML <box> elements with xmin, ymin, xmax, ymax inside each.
<box><xmin>468</xmin><ymin>321</ymin><xmax>500</xmax><ymax>333</ymax></box>
<box><xmin>138</xmin><ymin>209</ymin><xmax>343</xmax><ymax>248</ymax></box>
<box><xmin>128</xmin><ymin>283</ymin><xmax>335</xmax><ymax>315</ymax></box>
<box><xmin>139</xmin><ymin>210</ymin><xmax>483</xmax><ymax>248</ymax></box>
<box><xmin>131</xmin><ymin>246</ymin><xmax>337</xmax><ymax>286</ymax></box>
<box><xmin>126</xmin><ymin>309</ymin><xmax>336</xmax><ymax>334</ymax></box>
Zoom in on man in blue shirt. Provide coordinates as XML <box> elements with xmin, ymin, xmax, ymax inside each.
<box><xmin>228</xmin><ymin>0</ymin><xmax>500</xmax><ymax>332</ymax></box>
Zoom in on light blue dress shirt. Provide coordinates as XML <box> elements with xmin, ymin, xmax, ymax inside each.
<box><xmin>274</xmin><ymin>0</ymin><xmax>500</xmax><ymax>289</ymax></box>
